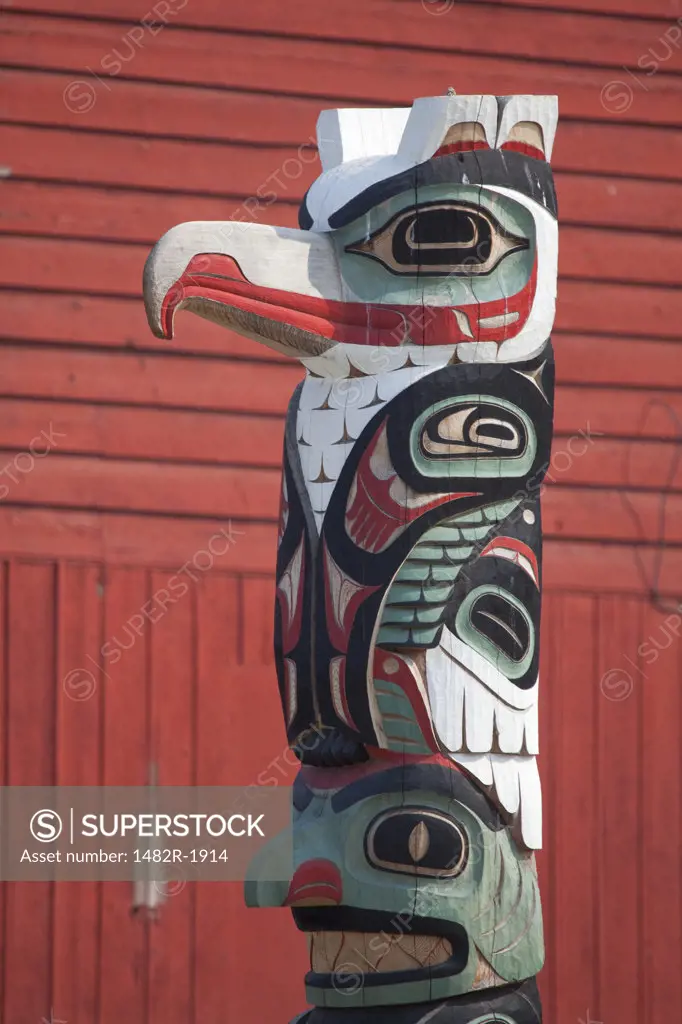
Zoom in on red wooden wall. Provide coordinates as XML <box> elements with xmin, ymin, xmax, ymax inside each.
<box><xmin>1</xmin><ymin>2</ymin><xmax>681</xmax><ymax>1022</ymax></box>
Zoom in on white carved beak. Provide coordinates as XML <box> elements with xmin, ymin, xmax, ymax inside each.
<box><xmin>143</xmin><ymin>220</ymin><xmax>350</xmax><ymax>357</ymax></box>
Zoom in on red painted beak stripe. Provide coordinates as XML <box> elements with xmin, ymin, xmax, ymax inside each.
<box><xmin>161</xmin><ymin>254</ymin><xmax>537</xmax><ymax>348</ymax></box>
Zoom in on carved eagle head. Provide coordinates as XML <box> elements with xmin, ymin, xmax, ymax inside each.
<box><xmin>143</xmin><ymin>94</ymin><xmax>558</xmax><ymax>371</ymax></box>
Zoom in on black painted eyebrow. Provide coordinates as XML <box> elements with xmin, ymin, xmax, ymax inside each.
<box><xmin>330</xmin><ymin>764</ymin><xmax>504</xmax><ymax>831</ymax></box>
<box><xmin>325</xmin><ymin>150</ymin><xmax>557</xmax><ymax>231</ymax></box>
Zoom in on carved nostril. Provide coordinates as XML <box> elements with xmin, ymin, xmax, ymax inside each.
<box><xmin>284</xmin><ymin>858</ymin><xmax>343</xmax><ymax>907</ymax></box>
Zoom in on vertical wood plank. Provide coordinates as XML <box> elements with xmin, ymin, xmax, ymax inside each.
<box><xmin>536</xmin><ymin>592</ymin><xmax>556</xmax><ymax>1022</ymax></box>
<box><xmin>550</xmin><ymin>593</ymin><xmax>599</xmax><ymax>1024</ymax></box>
<box><xmin>0</xmin><ymin>562</ymin><xmax>6</xmax><ymax>1010</ymax></box>
<box><xmin>194</xmin><ymin>574</ymin><xmax>239</xmax><ymax>1024</ymax></box>
<box><xmin>52</xmin><ymin>562</ymin><xmax>103</xmax><ymax>1024</ymax></box>
<box><xmin>195</xmin><ymin>572</ymin><xmax>306</xmax><ymax>1024</ymax></box>
<box><xmin>241</xmin><ymin>576</ymin><xmax>275</xmax><ymax>664</ymax></box>
<box><xmin>194</xmin><ymin>575</ymin><xmax>240</xmax><ymax>791</ymax></box>
<box><xmin>99</xmin><ymin>566</ymin><xmax>150</xmax><ymax>1024</ymax></box>
<box><xmin>596</xmin><ymin>594</ymin><xmax>643</xmax><ymax>1023</ymax></box>
<box><xmin>640</xmin><ymin>600</ymin><xmax>682</xmax><ymax>1024</ymax></box>
<box><xmin>147</xmin><ymin>568</ymin><xmax>195</xmax><ymax>1024</ymax></box>
<box><xmin>3</xmin><ymin>562</ymin><xmax>56</xmax><ymax>1024</ymax></box>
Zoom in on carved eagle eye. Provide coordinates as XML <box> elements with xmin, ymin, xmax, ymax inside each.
<box><xmin>421</xmin><ymin>403</ymin><xmax>527</xmax><ymax>460</ymax></box>
<box><xmin>469</xmin><ymin>591</ymin><xmax>531</xmax><ymax>663</ymax></box>
<box><xmin>365</xmin><ymin>809</ymin><xmax>468</xmax><ymax>878</ymax></box>
<box><xmin>345</xmin><ymin>201</ymin><xmax>529</xmax><ymax>277</ymax></box>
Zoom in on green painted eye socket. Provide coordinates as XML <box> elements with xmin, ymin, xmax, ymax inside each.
<box><xmin>344</xmin><ymin>200</ymin><xmax>529</xmax><ymax>278</ymax></box>
<box><xmin>410</xmin><ymin>396</ymin><xmax>537</xmax><ymax>480</ymax></box>
<box><xmin>468</xmin><ymin>1017</ymin><xmax>523</xmax><ymax>1024</ymax></box>
<box><xmin>364</xmin><ymin>808</ymin><xmax>468</xmax><ymax>878</ymax></box>
<box><xmin>420</xmin><ymin>403</ymin><xmax>527</xmax><ymax>461</ymax></box>
<box><xmin>470</xmin><ymin>591</ymin><xmax>530</xmax><ymax>661</ymax></box>
<box><xmin>456</xmin><ymin>585</ymin><xmax>535</xmax><ymax>679</ymax></box>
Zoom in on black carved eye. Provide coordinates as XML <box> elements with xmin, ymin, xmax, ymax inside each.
<box><xmin>345</xmin><ymin>201</ymin><xmax>528</xmax><ymax>277</ymax></box>
<box><xmin>407</xmin><ymin>206</ymin><xmax>488</xmax><ymax>261</ymax></box>
<box><xmin>470</xmin><ymin>592</ymin><xmax>531</xmax><ymax>663</ymax></box>
<box><xmin>365</xmin><ymin>809</ymin><xmax>468</xmax><ymax>878</ymax></box>
<box><xmin>421</xmin><ymin>403</ymin><xmax>526</xmax><ymax>460</ymax></box>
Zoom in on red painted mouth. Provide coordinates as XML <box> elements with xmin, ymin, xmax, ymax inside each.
<box><xmin>284</xmin><ymin>859</ymin><xmax>343</xmax><ymax>907</ymax></box>
<box><xmin>161</xmin><ymin>254</ymin><xmax>537</xmax><ymax>348</ymax></box>
<box><xmin>479</xmin><ymin>536</ymin><xmax>540</xmax><ymax>587</ymax></box>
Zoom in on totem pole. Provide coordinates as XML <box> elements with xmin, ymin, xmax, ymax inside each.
<box><xmin>144</xmin><ymin>93</ymin><xmax>558</xmax><ymax>1024</ymax></box>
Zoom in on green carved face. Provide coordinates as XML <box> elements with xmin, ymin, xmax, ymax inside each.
<box><xmin>333</xmin><ymin>184</ymin><xmax>536</xmax><ymax>307</ymax></box>
<box><xmin>245</xmin><ymin>762</ymin><xmax>543</xmax><ymax>1008</ymax></box>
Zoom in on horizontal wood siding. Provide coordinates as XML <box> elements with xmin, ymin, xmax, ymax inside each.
<box><xmin>1</xmin><ymin>3</ymin><xmax>680</xmax><ymax>1023</ymax></box>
